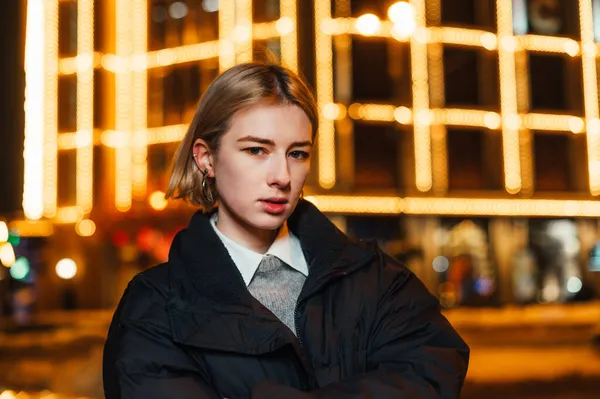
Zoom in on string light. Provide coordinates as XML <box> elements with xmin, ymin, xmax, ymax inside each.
<box><xmin>519</xmin><ymin>35</ymin><xmax>580</xmax><ymax>56</ymax></box>
<box><xmin>147</xmin><ymin>124</ymin><xmax>188</xmax><ymax>145</ymax></box>
<box><xmin>8</xmin><ymin>220</ymin><xmax>54</xmax><ymax>237</ymax></box>
<box><xmin>146</xmin><ymin>41</ymin><xmax>220</xmax><ymax>69</ymax></box>
<box><xmin>315</xmin><ymin>0</ymin><xmax>335</xmax><ymax>188</ymax></box>
<box><xmin>54</xmin><ymin>206</ymin><xmax>84</xmax><ymax>224</ymax></box>
<box><xmin>280</xmin><ymin>0</ymin><xmax>298</xmax><ymax>71</ymax></box>
<box><xmin>411</xmin><ymin>0</ymin><xmax>432</xmax><ymax>192</ymax></box>
<box><xmin>496</xmin><ymin>0</ymin><xmax>522</xmax><ymax>194</ymax></box>
<box><xmin>307</xmin><ymin>195</ymin><xmax>600</xmax><ymax>217</ymax></box>
<box><xmin>355</xmin><ymin>14</ymin><xmax>382</xmax><ymax>36</ymax></box>
<box><xmin>115</xmin><ymin>0</ymin><xmax>133</xmax><ymax>211</ymax></box>
<box><xmin>523</xmin><ymin>114</ymin><xmax>585</xmax><ymax>132</ymax></box>
<box><xmin>234</xmin><ymin>0</ymin><xmax>252</xmax><ymax>63</ymax></box>
<box><xmin>423</xmin><ymin>0</ymin><xmax>448</xmax><ymax>196</ymax></box>
<box><xmin>23</xmin><ymin>0</ymin><xmax>47</xmax><ymax>220</ymax></box>
<box><xmin>131</xmin><ymin>0</ymin><xmax>148</xmax><ymax>200</ymax></box>
<box><xmin>59</xmin><ymin>52</ymin><xmax>103</xmax><ymax>75</ymax></box>
<box><xmin>579</xmin><ymin>0</ymin><xmax>600</xmax><ymax>195</ymax></box>
<box><xmin>77</xmin><ymin>0</ymin><xmax>94</xmax><ymax>214</ymax></box>
<box><xmin>219</xmin><ymin>0</ymin><xmax>235</xmax><ymax>72</ymax></box>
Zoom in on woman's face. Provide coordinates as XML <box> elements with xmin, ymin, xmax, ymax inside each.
<box><xmin>195</xmin><ymin>103</ymin><xmax>313</xmax><ymax>233</ymax></box>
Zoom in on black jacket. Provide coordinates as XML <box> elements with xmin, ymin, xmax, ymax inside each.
<box><xmin>103</xmin><ymin>200</ymin><xmax>469</xmax><ymax>399</ymax></box>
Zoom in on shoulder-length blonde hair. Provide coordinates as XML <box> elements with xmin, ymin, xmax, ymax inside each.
<box><xmin>165</xmin><ymin>62</ymin><xmax>318</xmax><ymax>210</ymax></box>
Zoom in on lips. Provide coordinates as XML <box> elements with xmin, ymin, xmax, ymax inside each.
<box><xmin>261</xmin><ymin>197</ymin><xmax>288</xmax><ymax>204</ymax></box>
<box><xmin>259</xmin><ymin>198</ymin><xmax>288</xmax><ymax>214</ymax></box>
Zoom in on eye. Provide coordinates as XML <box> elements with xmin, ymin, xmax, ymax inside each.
<box><xmin>289</xmin><ymin>150</ymin><xmax>310</xmax><ymax>160</ymax></box>
<box><xmin>244</xmin><ymin>147</ymin><xmax>266</xmax><ymax>156</ymax></box>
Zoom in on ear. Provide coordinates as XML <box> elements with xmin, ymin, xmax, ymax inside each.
<box><xmin>192</xmin><ymin>138</ymin><xmax>215</xmax><ymax>178</ymax></box>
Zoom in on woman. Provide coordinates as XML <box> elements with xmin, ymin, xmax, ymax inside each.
<box><xmin>103</xmin><ymin>62</ymin><xmax>469</xmax><ymax>399</ymax></box>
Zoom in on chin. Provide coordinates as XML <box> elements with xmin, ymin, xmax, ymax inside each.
<box><xmin>250</xmin><ymin>213</ymin><xmax>288</xmax><ymax>231</ymax></box>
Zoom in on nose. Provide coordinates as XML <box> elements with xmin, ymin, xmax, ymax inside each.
<box><xmin>267</xmin><ymin>154</ymin><xmax>291</xmax><ymax>188</ymax></box>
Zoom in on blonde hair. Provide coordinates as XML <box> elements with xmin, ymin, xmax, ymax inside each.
<box><xmin>165</xmin><ymin>62</ymin><xmax>318</xmax><ymax>210</ymax></box>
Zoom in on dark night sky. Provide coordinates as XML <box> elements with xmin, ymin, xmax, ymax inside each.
<box><xmin>0</xmin><ymin>1</ymin><xmax>24</xmax><ymax>216</ymax></box>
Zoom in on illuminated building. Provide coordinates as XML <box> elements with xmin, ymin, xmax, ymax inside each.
<box><xmin>14</xmin><ymin>0</ymin><xmax>600</xmax><ymax>309</ymax></box>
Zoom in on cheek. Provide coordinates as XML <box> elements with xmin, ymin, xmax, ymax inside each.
<box><xmin>290</xmin><ymin>164</ymin><xmax>310</xmax><ymax>186</ymax></box>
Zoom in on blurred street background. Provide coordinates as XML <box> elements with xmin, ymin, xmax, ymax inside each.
<box><xmin>1</xmin><ymin>0</ymin><xmax>600</xmax><ymax>398</ymax></box>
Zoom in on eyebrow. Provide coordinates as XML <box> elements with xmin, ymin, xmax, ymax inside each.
<box><xmin>236</xmin><ymin>135</ymin><xmax>313</xmax><ymax>148</ymax></box>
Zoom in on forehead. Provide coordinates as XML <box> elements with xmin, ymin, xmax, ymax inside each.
<box><xmin>225</xmin><ymin>103</ymin><xmax>312</xmax><ymax>142</ymax></box>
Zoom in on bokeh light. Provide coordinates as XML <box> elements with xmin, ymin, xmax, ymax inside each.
<box><xmin>55</xmin><ymin>258</ymin><xmax>78</xmax><ymax>280</ymax></box>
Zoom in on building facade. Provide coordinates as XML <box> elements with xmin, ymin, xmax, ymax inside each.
<box><xmin>6</xmin><ymin>0</ymin><xmax>600</xmax><ymax>312</ymax></box>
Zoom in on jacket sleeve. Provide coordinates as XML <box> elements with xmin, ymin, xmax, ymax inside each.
<box><xmin>103</xmin><ymin>276</ymin><xmax>221</xmax><ymax>399</ymax></box>
<box><xmin>254</xmin><ymin>254</ymin><xmax>470</xmax><ymax>399</ymax></box>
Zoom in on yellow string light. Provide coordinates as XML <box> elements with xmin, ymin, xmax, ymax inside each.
<box><xmin>306</xmin><ymin>195</ymin><xmax>600</xmax><ymax>217</ymax></box>
<box><xmin>59</xmin><ymin>52</ymin><xmax>103</xmax><ymax>75</ymax></box>
<box><xmin>76</xmin><ymin>0</ymin><xmax>94</xmax><ymax>214</ymax></box>
<box><xmin>23</xmin><ymin>0</ymin><xmax>47</xmax><ymax>220</ymax></box>
<box><xmin>146</xmin><ymin>41</ymin><xmax>220</xmax><ymax>69</ymax></box>
<box><xmin>315</xmin><ymin>0</ymin><xmax>335</xmax><ymax>189</ymax></box>
<box><xmin>131</xmin><ymin>0</ymin><xmax>148</xmax><ymax>200</ymax></box>
<box><xmin>235</xmin><ymin>0</ymin><xmax>253</xmax><ymax>63</ymax></box>
<box><xmin>115</xmin><ymin>0</ymin><xmax>133</xmax><ymax>212</ymax></box>
<box><xmin>579</xmin><ymin>0</ymin><xmax>600</xmax><ymax>195</ymax></box>
<box><xmin>43</xmin><ymin>0</ymin><xmax>59</xmax><ymax>218</ymax></box>
<box><xmin>519</xmin><ymin>35</ymin><xmax>580</xmax><ymax>56</ymax></box>
<box><xmin>147</xmin><ymin>124</ymin><xmax>188</xmax><ymax>145</ymax></box>
<box><xmin>219</xmin><ymin>0</ymin><xmax>236</xmax><ymax>72</ymax></box>
<box><xmin>54</xmin><ymin>206</ymin><xmax>85</xmax><ymax>224</ymax></box>
<box><xmin>496</xmin><ymin>0</ymin><xmax>522</xmax><ymax>194</ymax></box>
<box><xmin>411</xmin><ymin>0</ymin><xmax>432</xmax><ymax>192</ymax></box>
<box><xmin>280</xmin><ymin>0</ymin><xmax>298</xmax><ymax>72</ymax></box>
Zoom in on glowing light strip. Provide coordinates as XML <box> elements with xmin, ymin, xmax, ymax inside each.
<box><xmin>514</xmin><ymin>49</ymin><xmax>533</xmax><ymax>195</ymax></box>
<box><xmin>524</xmin><ymin>114</ymin><xmax>586</xmax><ymax>133</ymax></box>
<box><xmin>347</xmin><ymin>104</ymin><xmax>396</xmax><ymax>121</ymax></box>
<box><xmin>76</xmin><ymin>0</ymin><xmax>94</xmax><ymax>214</ymax></box>
<box><xmin>58</xmin><ymin>130</ymin><xmax>102</xmax><ymax>150</ymax></box>
<box><xmin>431</xmin><ymin>126</ymin><xmax>448</xmax><ymax>195</ymax></box>
<box><xmin>280</xmin><ymin>0</ymin><xmax>298</xmax><ymax>72</ymax></box>
<box><xmin>519</xmin><ymin>34</ymin><xmax>580</xmax><ymax>56</ymax></box>
<box><xmin>146</xmin><ymin>124</ymin><xmax>188</xmax><ymax>145</ymax></box>
<box><xmin>146</xmin><ymin>42</ymin><xmax>220</xmax><ymax>68</ymax></box>
<box><xmin>426</xmin><ymin>0</ymin><xmax>448</xmax><ymax>195</ymax></box>
<box><xmin>429</xmin><ymin>27</ymin><xmax>497</xmax><ymax>49</ymax></box>
<box><xmin>253</xmin><ymin>21</ymin><xmax>280</xmax><ymax>39</ymax></box>
<box><xmin>219</xmin><ymin>0</ymin><xmax>236</xmax><ymax>72</ymax></box>
<box><xmin>115</xmin><ymin>0</ymin><xmax>132</xmax><ymax>211</ymax></box>
<box><xmin>338</xmin><ymin>103</ymin><xmax>585</xmax><ymax>132</ymax></box>
<box><xmin>43</xmin><ymin>0</ymin><xmax>59</xmax><ymax>218</ymax></box>
<box><xmin>411</xmin><ymin>0</ymin><xmax>432</xmax><ymax>192</ymax></box>
<box><xmin>54</xmin><ymin>205</ymin><xmax>84</xmax><ymax>224</ymax></box>
<box><xmin>235</xmin><ymin>0</ymin><xmax>253</xmax><ymax>63</ymax></box>
<box><xmin>306</xmin><ymin>195</ymin><xmax>600</xmax><ymax>217</ymax></box>
<box><xmin>23</xmin><ymin>0</ymin><xmax>47</xmax><ymax>220</ymax></box>
<box><xmin>496</xmin><ymin>0</ymin><xmax>522</xmax><ymax>194</ymax></box>
<box><xmin>320</xmin><ymin>18</ymin><xmax>394</xmax><ymax>37</ymax></box>
<box><xmin>305</xmin><ymin>196</ymin><xmax>404</xmax><ymax>214</ymax></box>
<box><xmin>432</xmin><ymin>109</ymin><xmax>499</xmax><ymax>128</ymax></box>
<box><xmin>315</xmin><ymin>0</ymin><xmax>335</xmax><ymax>188</ymax></box>
<box><xmin>59</xmin><ymin>52</ymin><xmax>103</xmax><ymax>75</ymax></box>
<box><xmin>579</xmin><ymin>0</ymin><xmax>600</xmax><ymax>195</ymax></box>
<box><xmin>131</xmin><ymin>0</ymin><xmax>148</xmax><ymax>200</ymax></box>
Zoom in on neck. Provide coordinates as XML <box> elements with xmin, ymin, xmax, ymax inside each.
<box><xmin>215</xmin><ymin>206</ymin><xmax>280</xmax><ymax>254</ymax></box>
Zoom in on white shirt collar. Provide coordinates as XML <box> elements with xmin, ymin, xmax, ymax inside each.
<box><xmin>210</xmin><ymin>213</ymin><xmax>309</xmax><ymax>286</ymax></box>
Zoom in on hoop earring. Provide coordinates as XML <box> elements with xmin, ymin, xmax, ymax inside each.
<box><xmin>201</xmin><ymin>169</ymin><xmax>214</xmax><ymax>204</ymax></box>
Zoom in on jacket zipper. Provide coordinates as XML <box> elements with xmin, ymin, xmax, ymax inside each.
<box><xmin>294</xmin><ymin>304</ymin><xmax>304</xmax><ymax>349</ymax></box>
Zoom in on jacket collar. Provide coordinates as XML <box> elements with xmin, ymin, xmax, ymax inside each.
<box><xmin>166</xmin><ymin>199</ymin><xmax>377</xmax><ymax>353</ymax></box>
<box><xmin>170</xmin><ymin>199</ymin><xmax>375</xmax><ymax>306</ymax></box>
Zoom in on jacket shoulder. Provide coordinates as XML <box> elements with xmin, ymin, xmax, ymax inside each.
<box><xmin>111</xmin><ymin>263</ymin><xmax>172</xmax><ymax>331</ymax></box>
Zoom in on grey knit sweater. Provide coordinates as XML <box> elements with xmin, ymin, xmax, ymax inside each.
<box><xmin>247</xmin><ymin>254</ymin><xmax>306</xmax><ymax>335</ymax></box>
